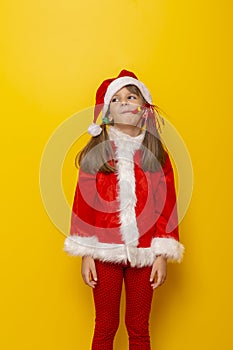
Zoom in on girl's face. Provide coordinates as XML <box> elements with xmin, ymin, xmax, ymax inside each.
<box><xmin>109</xmin><ymin>86</ymin><xmax>144</xmax><ymax>129</ymax></box>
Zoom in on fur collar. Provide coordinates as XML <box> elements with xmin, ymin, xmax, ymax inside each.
<box><xmin>108</xmin><ymin>126</ymin><xmax>145</xmax><ymax>146</ymax></box>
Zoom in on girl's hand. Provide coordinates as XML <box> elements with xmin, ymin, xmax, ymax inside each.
<box><xmin>150</xmin><ymin>255</ymin><xmax>167</xmax><ymax>289</ymax></box>
<box><xmin>81</xmin><ymin>256</ymin><xmax>98</xmax><ymax>288</ymax></box>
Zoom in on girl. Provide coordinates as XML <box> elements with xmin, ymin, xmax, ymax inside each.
<box><xmin>64</xmin><ymin>69</ymin><xmax>184</xmax><ymax>350</ymax></box>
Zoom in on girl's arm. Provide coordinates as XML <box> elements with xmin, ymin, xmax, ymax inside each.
<box><xmin>65</xmin><ymin>169</ymin><xmax>98</xmax><ymax>287</ymax></box>
<box><xmin>150</xmin><ymin>255</ymin><xmax>167</xmax><ymax>289</ymax></box>
<box><xmin>64</xmin><ymin>169</ymin><xmax>97</xmax><ymax>256</ymax></box>
<box><xmin>81</xmin><ymin>256</ymin><xmax>98</xmax><ymax>288</ymax></box>
<box><xmin>70</xmin><ymin>169</ymin><xmax>97</xmax><ymax>236</ymax></box>
<box><xmin>152</xmin><ymin>152</ymin><xmax>184</xmax><ymax>262</ymax></box>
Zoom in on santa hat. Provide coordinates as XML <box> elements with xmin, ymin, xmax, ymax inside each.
<box><xmin>88</xmin><ymin>69</ymin><xmax>153</xmax><ymax>136</ymax></box>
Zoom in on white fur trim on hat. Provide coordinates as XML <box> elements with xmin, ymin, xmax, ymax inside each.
<box><xmin>102</xmin><ymin>76</ymin><xmax>153</xmax><ymax>118</ymax></box>
<box><xmin>88</xmin><ymin>123</ymin><xmax>102</xmax><ymax>136</ymax></box>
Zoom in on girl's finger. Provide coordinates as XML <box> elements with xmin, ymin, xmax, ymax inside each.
<box><xmin>83</xmin><ymin>271</ymin><xmax>90</xmax><ymax>284</ymax></box>
<box><xmin>151</xmin><ymin>274</ymin><xmax>166</xmax><ymax>289</ymax></box>
<box><xmin>91</xmin><ymin>263</ymin><xmax>98</xmax><ymax>282</ymax></box>
<box><xmin>151</xmin><ymin>278</ymin><xmax>161</xmax><ymax>289</ymax></box>
<box><xmin>150</xmin><ymin>267</ymin><xmax>156</xmax><ymax>282</ymax></box>
<box><xmin>84</xmin><ymin>272</ymin><xmax>96</xmax><ymax>288</ymax></box>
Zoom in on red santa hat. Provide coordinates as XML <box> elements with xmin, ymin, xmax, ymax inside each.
<box><xmin>88</xmin><ymin>69</ymin><xmax>153</xmax><ymax>136</ymax></box>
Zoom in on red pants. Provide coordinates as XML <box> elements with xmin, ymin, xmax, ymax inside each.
<box><xmin>92</xmin><ymin>260</ymin><xmax>153</xmax><ymax>350</ymax></box>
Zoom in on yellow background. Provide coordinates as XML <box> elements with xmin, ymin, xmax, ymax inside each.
<box><xmin>1</xmin><ymin>0</ymin><xmax>233</xmax><ymax>349</ymax></box>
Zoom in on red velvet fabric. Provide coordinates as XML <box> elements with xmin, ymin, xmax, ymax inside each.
<box><xmin>70</xmin><ymin>151</ymin><xmax>179</xmax><ymax>246</ymax></box>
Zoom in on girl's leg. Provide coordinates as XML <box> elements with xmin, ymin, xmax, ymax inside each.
<box><xmin>124</xmin><ymin>265</ymin><xmax>153</xmax><ymax>350</ymax></box>
<box><xmin>92</xmin><ymin>260</ymin><xmax>124</xmax><ymax>350</ymax></box>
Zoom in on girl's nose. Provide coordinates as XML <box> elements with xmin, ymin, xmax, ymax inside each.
<box><xmin>121</xmin><ymin>99</ymin><xmax>128</xmax><ymax>105</ymax></box>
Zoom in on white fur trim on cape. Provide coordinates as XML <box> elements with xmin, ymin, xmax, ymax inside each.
<box><xmin>102</xmin><ymin>76</ymin><xmax>152</xmax><ymax>118</ymax></box>
<box><xmin>152</xmin><ymin>237</ymin><xmax>184</xmax><ymax>263</ymax></box>
<box><xmin>108</xmin><ymin>127</ymin><xmax>145</xmax><ymax>248</ymax></box>
<box><xmin>64</xmin><ymin>235</ymin><xmax>184</xmax><ymax>267</ymax></box>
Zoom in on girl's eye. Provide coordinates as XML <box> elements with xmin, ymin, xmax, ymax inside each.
<box><xmin>128</xmin><ymin>95</ymin><xmax>137</xmax><ymax>100</ymax></box>
<box><xmin>111</xmin><ymin>97</ymin><xmax>118</xmax><ymax>103</ymax></box>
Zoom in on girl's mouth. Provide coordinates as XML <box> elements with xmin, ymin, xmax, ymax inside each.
<box><xmin>122</xmin><ymin>107</ymin><xmax>141</xmax><ymax>114</ymax></box>
<box><xmin>130</xmin><ymin>107</ymin><xmax>141</xmax><ymax>114</ymax></box>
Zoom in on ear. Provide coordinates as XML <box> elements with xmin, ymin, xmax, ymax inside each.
<box><xmin>108</xmin><ymin>115</ymin><xmax>113</xmax><ymax>122</ymax></box>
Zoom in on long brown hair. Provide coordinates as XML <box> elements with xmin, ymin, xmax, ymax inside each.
<box><xmin>77</xmin><ymin>85</ymin><xmax>166</xmax><ymax>173</ymax></box>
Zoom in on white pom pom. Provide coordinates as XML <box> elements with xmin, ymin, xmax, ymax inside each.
<box><xmin>88</xmin><ymin>123</ymin><xmax>102</xmax><ymax>137</ymax></box>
